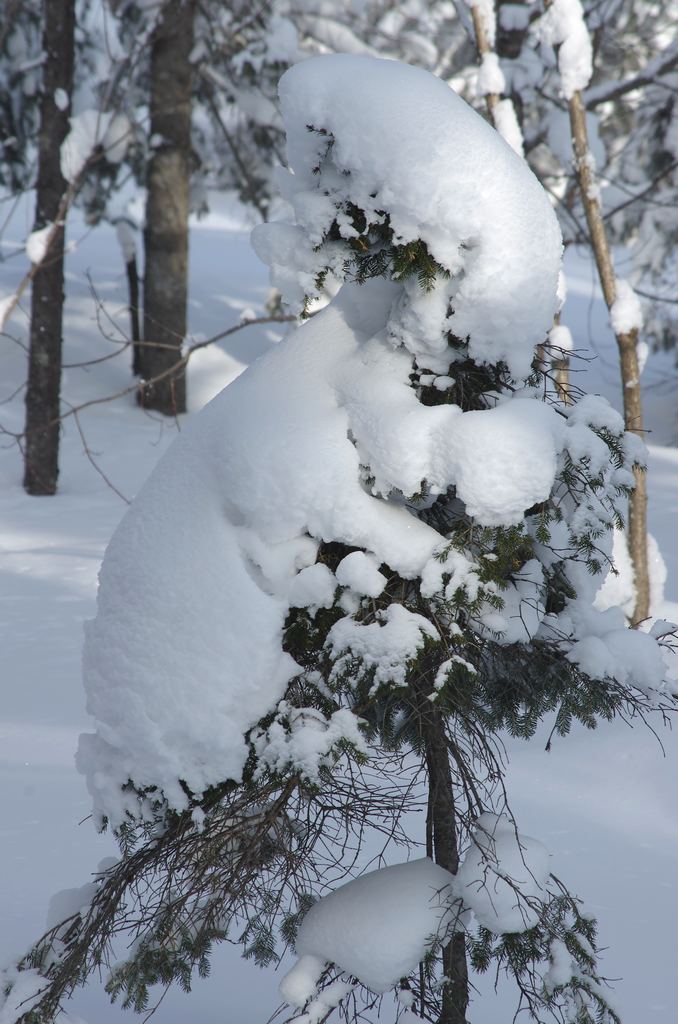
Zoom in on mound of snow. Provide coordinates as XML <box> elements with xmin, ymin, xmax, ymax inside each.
<box><xmin>455</xmin><ymin>813</ymin><xmax>550</xmax><ymax>932</ymax></box>
<box><xmin>280</xmin><ymin>858</ymin><xmax>455</xmax><ymax>1002</ymax></box>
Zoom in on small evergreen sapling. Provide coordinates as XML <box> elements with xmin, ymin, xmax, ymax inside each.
<box><xmin>1</xmin><ymin>54</ymin><xmax>674</xmax><ymax>1024</ymax></box>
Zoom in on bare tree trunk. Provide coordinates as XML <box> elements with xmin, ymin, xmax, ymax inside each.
<box><xmin>553</xmin><ymin>353</ymin><xmax>571</xmax><ymax>404</ymax></box>
<box><xmin>469</xmin><ymin>4</ymin><xmax>500</xmax><ymax>119</ymax></box>
<box><xmin>140</xmin><ymin>0</ymin><xmax>196</xmax><ymax>414</ymax></box>
<box><xmin>127</xmin><ymin>256</ymin><xmax>142</xmax><ymax>374</ymax></box>
<box><xmin>424</xmin><ymin>707</ymin><xmax>469</xmax><ymax>1024</ymax></box>
<box><xmin>467</xmin><ymin>3</ymin><xmax>526</xmax><ymax>160</ymax></box>
<box><xmin>551</xmin><ymin>313</ymin><xmax>571</xmax><ymax>405</ymax></box>
<box><xmin>23</xmin><ymin>0</ymin><xmax>75</xmax><ymax>495</ymax></box>
<box><xmin>567</xmin><ymin>91</ymin><xmax>650</xmax><ymax>625</ymax></box>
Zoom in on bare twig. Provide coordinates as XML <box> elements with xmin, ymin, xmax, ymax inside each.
<box><xmin>1</xmin><ymin>312</ymin><xmax>295</xmax><ymax>502</ymax></box>
<box><xmin>68</xmin><ymin>403</ymin><xmax>132</xmax><ymax>505</ymax></box>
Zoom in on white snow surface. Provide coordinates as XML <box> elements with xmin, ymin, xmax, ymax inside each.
<box><xmin>545</xmin><ymin>939</ymin><xmax>574</xmax><ymax>991</ymax></box>
<box><xmin>455</xmin><ymin>813</ymin><xmax>551</xmax><ymax>932</ymax></box>
<box><xmin>0</xmin><ymin>968</ymin><xmax>47</xmax><ymax>1024</ymax></box>
<box><xmin>329</xmin><ymin>603</ymin><xmax>439</xmax><ymax>690</ymax></box>
<box><xmin>279</xmin><ymin>953</ymin><xmax>326</xmax><ymax>1009</ymax></box>
<box><xmin>595</xmin><ymin>529</ymin><xmax>667</xmax><ymax>619</ymax></box>
<box><xmin>549</xmin><ymin>322</ymin><xmax>574</xmax><ymax>353</ymax></box>
<box><xmin>335</xmin><ymin>551</ymin><xmax>386</xmax><ymax>598</ymax></box>
<box><xmin>438</xmin><ymin>397</ymin><xmax>562</xmax><ymax>526</ymax></box>
<box><xmin>255</xmin><ymin>55</ymin><xmax>562</xmax><ymax>380</ymax></box>
<box><xmin>0</xmin><ymin>967</ymin><xmax>88</xmax><ymax>1024</ymax></box>
<box><xmin>114</xmin><ymin>220</ymin><xmax>136</xmax><ymax>264</ymax></box>
<box><xmin>46</xmin><ymin>880</ymin><xmax>99</xmax><ymax>931</ymax></box>
<box><xmin>537</xmin><ymin>0</ymin><xmax>593</xmax><ymax>99</ymax></box>
<box><xmin>493</xmin><ymin>98</ymin><xmax>525</xmax><ymax>157</ymax></box>
<box><xmin>77</xmin><ymin>281</ymin><xmax>448</xmax><ymax>823</ymax></box>
<box><xmin>61</xmin><ymin>109</ymin><xmax>130</xmax><ymax>182</ymax></box>
<box><xmin>25</xmin><ymin>224</ymin><xmax>53</xmax><ymax>265</ymax></box>
<box><xmin>610</xmin><ymin>278</ymin><xmax>643</xmax><ymax>335</ymax></box>
<box><xmin>288</xmin><ymin>561</ymin><xmax>336</xmax><ymax>610</ymax></box>
<box><xmin>53</xmin><ymin>88</ymin><xmax>69</xmax><ymax>112</ymax></box>
<box><xmin>282</xmin><ymin>858</ymin><xmax>455</xmax><ymax>999</ymax></box>
<box><xmin>253</xmin><ymin>704</ymin><xmax>367</xmax><ymax>782</ymax></box>
<box><xmin>477</xmin><ymin>52</ymin><xmax>505</xmax><ymax>96</ymax></box>
<box><xmin>479</xmin><ymin>558</ymin><xmax>546</xmax><ymax>644</ymax></box>
<box><xmin>80</xmin><ymin>256</ymin><xmax>586</xmax><ymax>822</ymax></box>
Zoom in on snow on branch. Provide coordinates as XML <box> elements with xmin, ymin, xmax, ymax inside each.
<box><xmin>538</xmin><ymin>0</ymin><xmax>593</xmax><ymax>100</ymax></box>
<box><xmin>254</xmin><ymin>54</ymin><xmax>561</xmax><ymax>380</ymax></box>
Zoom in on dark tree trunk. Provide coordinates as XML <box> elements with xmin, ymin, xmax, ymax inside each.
<box><xmin>140</xmin><ymin>0</ymin><xmax>196</xmax><ymax>415</ymax></box>
<box><xmin>23</xmin><ymin>0</ymin><xmax>75</xmax><ymax>495</ymax></box>
<box><xmin>126</xmin><ymin>256</ymin><xmax>142</xmax><ymax>374</ymax></box>
<box><xmin>424</xmin><ymin>707</ymin><xmax>470</xmax><ymax>1024</ymax></box>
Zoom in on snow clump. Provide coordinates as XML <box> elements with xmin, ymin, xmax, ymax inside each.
<box><xmin>61</xmin><ymin>109</ymin><xmax>130</xmax><ymax>182</ymax></box>
<box><xmin>0</xmin><ymin>967</ymin><xmax>88</xmax><ymax>1024</ymax></box>
<box><xmin>610</xmin><ymin>278</ymin><xmax>643</xmax><ymax>335</ymax></box>
<box><xmin>25</xmin><ymin>224</ymin><xmax>53</xmax><ymax>266</ymax></box>
<box><xmin>280</xmin><ymin>858</ymin><xmax>455</xmax><ymax>1003</ymax></box>
<box><xmin>254</xmin><ymin>54</ymin><xmax>562</xmax><ymax>380</ymax></box>
<box><xmin>477</xmin><ymin>51</ymin><xmax>505</xmax><ymax>96</ymax></box>
<box><xmin>537</xmin><ymin>0</ymin><xmax>593</xmax><ymax>99</ymax></box>
<box><xmin>280</xmin><ymin>822</ymin><xmax>552</xmax><ymax>1009</ymax></box>
<box><xmin>455</xmin><ymin>813</ymin><xmax>550</xmax><ymax>932</ymax></box>
<box><xmin>493</xmin><ymin>98</ymin><xmax>525</xmax><ymax>157</ymax></box>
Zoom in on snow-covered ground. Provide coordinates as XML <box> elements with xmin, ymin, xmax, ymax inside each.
<box><xmin>0</xmin><ymin>198</ymin><xmax>676</xmax><ymax>1022</ymax></box>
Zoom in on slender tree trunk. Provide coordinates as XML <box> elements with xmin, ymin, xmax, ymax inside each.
<box><xmin>23</xmin><ymin>0</ymin><xmax>75</xmax><ymax>495</ymax></box>
<box><xmin>127</xmin><ymin>256</ymin><xmax>142</xmax><ymax>374</ymax></box>
<box><xmin>539</xmin><ymin>0</ymin><xmax>649</xmax><ymax>625</ymax></box>
<box><xmin>553</xmin><ymin>353</ymin><xmax>571</xmax><ymax>404</ymax></box>
<box><xmin>470</xmin><ymin>4</ymin><xmax>500</xmax><ymax>118</ymax></box>
<box><xmin>551</xmin><ymin>313</ymin><xmax>571</xmax><ymax>405</ymax></box>
<box><xmin>140</xmin><ymin>0</ymin><xmax>196</xmax><ymax>415</ymax></box>
<box><xmin>424</xmin><ymin>707</ymin><xmax>469</xmax><ymax>1024</ymax></box>
<box><xmin>567</xmin><ymin>91</ymin><xmax>650</xmax><ymax>625</ymax></box>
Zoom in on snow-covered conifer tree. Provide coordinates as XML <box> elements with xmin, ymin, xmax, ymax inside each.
<box><xmin>2</xmin><ymin>54</ymin><xmax>673</xmax><ymax>1024</ymax></box>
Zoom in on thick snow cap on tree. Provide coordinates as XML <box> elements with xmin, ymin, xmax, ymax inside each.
<box><xmin>78</xmin><ymin>282</ymin><xmax>449</xmax><ymax>824</ymax></box>
<box><xmin>254</xmin><ymin>54</ymin><xmax>562</xmax><ymax>379</ymax></box>
<box><xmin>78</xmin><ymin>55</ymin><xmax>653</xmax><ymax>829</ymax></box>
<box><xmin>78</xmin><ymin>280</ymin><xmax>573</xmax><ymax>825</ymax></box>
